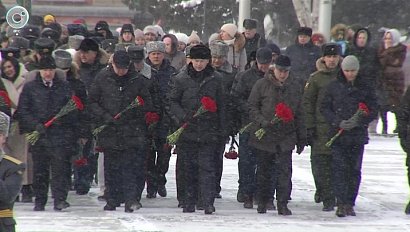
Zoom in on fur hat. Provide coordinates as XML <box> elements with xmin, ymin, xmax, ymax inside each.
<box><xmin>322</xmin><ymin>43</ymin><xmax>341</xmax><ymax>56</ymax></box>
<box><xmin>265</xmin><ymin>43</ymin><xmax>281</xmax><ymax>55</ymax></box>
<box><xmin>256</xmin><ymin>47</ymin><xmax>273</xmax><ymax>64</ymax></box>
<box><xmin>243</xmin><ymin>19</ymin><xmax>258</xmax><ymax>29</ymax></box>
<box><xmin>78</xmin><ymin>38</ymin><xmax>99</xmax><ymax>52</ymax></box>
<box><xmin>52</xmin><ymin>49</ymin><xmax>72</xmax><ymax>69</ymax></box>
<box><xmin>127</xmin><ymin>45</ymin><xmax>145</xmax><ymax>62</ymax></box>
<box><xmin>188</xmin><ymin>31</ymin><xmax>201</xmax><ymax>45</ymax></box>
<box><xmin>220</xmin><ymin>23</ymin><xmax>238</xmax><ymax>38</ymax></box>
<box><xmin>9</xmin><ymin>36</ymin><xmax>30</xmax><ymax>49</ymax></box>
<box><xmin>101</xmin><ymin>39</ymin><xmax>117</xmax><ymax>54</ymax></box>
<box><xmin>297</xmin><ymin>27</ymin><xmax>313</xmax><ymax>37</ymax></box>
<box><xmin>34</xmin><ymin>38</ymin><xmax>55</xmax><ymax>54</ymax></box>
<box><xmin>95</xmin><ymin>20</ymin><xmax>110</xmax><ymax>32</ymax></box>
<box><xmin>38</xmin><ymin>56</ymin><xmax>56</xmax><ymax>69</ymax></box>
<box><xmin>146</xmin><ymin>41</ymin><xmax>165</xmax><ymax>53</ymax></box>
<box><xmin>68</xmin><ymin>35</ymin><xmax>84</xmax><ymax>50</ymax></box>
<box><xmin>341</xmin><ymin>55</ymin><xmax>360</xmax><ymax>71</ymax></box>
<box><xmin>21</xmin><ymin>25</ymin><xmax>41</xmax><ymax>39</ymax></box>
<box><xmin>274</xmin><ymin>55</ymin><xmax>291</xmax><ymax>70</ymax></box>
<box><xmin>113</xmin><ymin>50</ymin><xmax>130</xmax><ymax>69</ymax></box>
<box><xmin>40</xmin><ymin>28</ymin><xmax>60</xmax><ymax>42</ymax></box>
<box><xmin>0</xmin><ymin>47</ymin><xmax>20</xmax><ymax>59</ymax></box>
<box><xmin>189</xmin><ymin>44</ymin><xmax>211</xmax><ymax>60</ymax></box>
<box><xmin>121</xmin><ymin>24</ymin><xmax>134</xmax><ymax>36</ymax></box>
<box><xmin>209</xmin><ymin>41</ymin><xmax>229</xmax><ymax>57</ymax></box>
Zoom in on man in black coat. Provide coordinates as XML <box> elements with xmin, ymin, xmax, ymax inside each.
<box><xmin>17</xmin><ymin>56</ymin><xmax>84</xmax><ymax>211</ymax></box>
<box><xmin>89</xmin><ymin>50</ymin><xmax>154</xmax><ymax>213</ymax></box>
<box><xmin>321</xmin><ymin>55</ymin><xmax>378</xmax><ymax>217</ymax></box>
<box><xmin>243</xmin><ymin>19</ymin><xmax>267</xmax><ymax>70</ymax></box>
<box><xmin>169</xmin><ymin>45</ymin><xmax>226</xmax><ymax>214</ymax></box>
<box><xmin>0</xmin><ymin>112</ymin><xmax>25</xmax><ymax>232</ymax></box>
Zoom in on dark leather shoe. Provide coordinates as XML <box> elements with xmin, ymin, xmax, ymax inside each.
<box><xmin>322</xmin><ymin>201</ymin><xmax>335</xmax><ymax>212</ymax></box>
<box><xmin>257</xmin><ymin>204</ymin><xmax>267</xmax><ymax>214</ymax></box>
<box><xmin>33</xmin><ymin>205</ymin><xmax>45</xmax><ymax>211</ymax></box>
<box><xmin>237</xmin><ymin>190</ymin><xmax>245</xmax><ymax>203</ymax></box>
<box><xmin>158</xmin><ymin>185</ymin><xmax>167</xmax><ymax>197</ymax></box>
<box><xmin>278</xmin><ymin>204</ymin><xmax>292</xmax><ymax>215</ymax></box>
<box><xmin>336</xmin><ymin>205</ymin><xmax>346</xmax><ymax>217</ymax></box>
<box><xmin>266</xmin><ymin>200</ymin><xmax>276</xmax><ymax>211</ymax></box>
<box><xmin>204</xmin><ymin>206</ymin><xmax>215</xmax><ymax>214</ymax></box>
<box><xmin>243</xmin><ymin>195</ymin><xmax>253</xmax><ymax>209</ymax></box>
<box><xmin>124</xmin><ymin>201</ymin><xmax>142</xmax><ymax>213</ymax></box>
<box><xmin>183</xmin><ymin>205</ymin><xmax>195</xmax><ymax>213</ymax></box>
<box><xmin>103</xmin><ymin>204</ymin><xmax>116</xmax><ymax>211</ymax></box>
<box><xmin>314</xmin><ymin>191</ymin><xmax>322</xmax><ymax>203</ymax></box>
<box><xmin>146</xmin><ymin>192</ymin><xmax>157</xmax><ymax>199</ymax></box>
<box><xmin>54</xmin><ymin>201</ymin><xmax>70</xmax><ymax>211</ymax></box>
<box><xmin>345</xmin><ymin>205</ymin><xmax>356</xmax><ymax>216</ymax></box>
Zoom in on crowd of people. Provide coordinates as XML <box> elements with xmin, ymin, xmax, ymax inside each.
<box><xmin>0</xmin><ymin>12</ymin><xmax>409</xmax><ymax>232</ymax></box>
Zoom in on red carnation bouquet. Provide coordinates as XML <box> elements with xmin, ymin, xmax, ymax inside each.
<box><xmin>26</xmin><ymin>95</ymin><xmax>84</xmax><ymax>145</ymax></box>
<box><xmin>167</xmin><ymin>96</ymin><xmax>217</xmax><ymax>145</ymax></box>
<box><xmin>0</xmin><ymin>90</ymin><xmax>11</xmax><ymax>108</ymax></box>
<box><xmin>145</xmin><ymin>112</ymin><xmax>160</xmax><ymax>130</ymax></box>
<box><xmin>325</xmin><ymin>102</ymin><xmax>369</xmax><ymax>147</ymax></box>
<box><xmin>255</xmin><ymin>102</ymin><xmax>294</xmax><ymax>140</ymax></box>
<box><xmin>93</xmin><ymin>96</ymin><xmax>144</xmax><ymax>136</ymax></box>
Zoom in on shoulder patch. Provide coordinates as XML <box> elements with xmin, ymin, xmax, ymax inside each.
<box><xmin>3</xmin><ymin>155</ymin><xmax>23</xmax><ymax>165</ymax></box>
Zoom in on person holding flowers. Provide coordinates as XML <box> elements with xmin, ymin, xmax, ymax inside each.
<box><xmin>168</xmin><ymin>44</ymin><xmax>226</xmax><ymax>214</ymax></box>
<box><xmin>16</xmin><ymin>56</ymin><xmax>86</xmax><ymax>212</ymax></box>
<box><xmin>88</xmin><ymin>50</ymin><xmax>154</xmax><ymax>213</ymax></box>
<box><xmin>320</xmin><ymin>55</ymin><xmax>378</xmax><ymax>217</ymax></box>
<box><xmin>247</xmin><ymin>55</ymin><xmax>306</xmax><ymax>215</ymax></box>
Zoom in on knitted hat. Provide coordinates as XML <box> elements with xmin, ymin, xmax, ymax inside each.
<box><xmin>341</xmin><ymin>55</ymin><xmax>360</xmax><ymax>71</ymax></box>
<box><xmin>188</xmin><ymin>31</ymin><xmax>201</xmax><ymax>45</ymax></box>
<box><xmin>311</xmin><ymin>33</ymin><xmax>325</xmax><ymax>44</ymax></box>
<box><xmin>189</xmin><ymin>44</ymin><xmax>211</xmax><ymax>59</ymax></box>
<box><xmin>274</xmin><ymin>55</ymin><xmax>291</xmax><ymax>70</ymax></box>
<box><xmin>256</xmin><ymin>47</ymin><xmax>273</xmax><ymax>64</ymax></box>
<box><xmin>113</xmin><ymin>50</ymin><xmax>130</xmax><ymax>69</ymax></box>
<box><xmin>175</xmin><ymin>32</ymin><xmax>189</xmax><ymax>45</ymax></box>
<box><xmin>134</xmin><ymin>29</ymin><xmax>144</xmax><ymax>39</ymax></box>
<box><xmin>220</xmin><ymin>23</ymin><xmax>238</xmax><ymax>38</ymax></box>
<box><xmin>209</xmin><ymin>41</ymin><xmax>229</xmax><ymax>57</ymax></box>
<box><xmin>143</xmin><ymin>25</ymin><xmax>157</xmax><ymax>35</ymax></box>
<box><xmin>146</xmin><ymin>41</ymin><xmax>165</xmax><ymax>53</ymax></box>
<box><xmin>95</xmin><ymin>20</ymin><xmax>110</xmax><ymax>32</ymax></box>
<box><xmin>121</xmin><ymin>24</ymin><xmax>134</xmax><ymax>36</ymax></box>
<box><xmin>43</xmin><ymin>14</ymin><xmax>55</xmax><ymax>24</ymax></box>
<box><xmin>52</xmin><ymin>49</ymin><xmax>72</xmax><ymax>69</ymax></box>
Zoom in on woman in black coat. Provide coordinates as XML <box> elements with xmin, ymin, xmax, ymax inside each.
<box><xmin>321</xmin><ymin>55</ymin><xmax>378</xmax><ymax>217</ymax></box>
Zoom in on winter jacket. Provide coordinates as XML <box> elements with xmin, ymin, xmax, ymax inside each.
<box><xmin>243</xmin><ymin>33</ymin><xmax>267</xmax><ymax>64</ymax></box>
<box><xmin>303</xmin><ymin>58</ymin><xmax>340</xmax><ymax>154</ymax></box>
<box><xmin>213</xmin><ymin>33</ymin><xmax>247</xmax><ymax>72</ymax></box>
<box><xmin>88</xmin><ymin>65</ymin><xmax>153</xmax><ymax>150</ymax></box>
<box><xmin>17</xmin><ymin>74</ymin><xmax>80</xmax><ymax>148</ymax></box>
<box><xmin>320</xmin><ymin>72</ymin><xmax>378</xmax><ymax>146</ymax></box>
<box><xmin>378</xmin><ymin>43</ymin><xmax>407</xmax><ymax>108</ymax></box>
<box><xmin>163</xmin><ymin>34</ymin><xmax>187</xmax><ymax>71</ymax></box>
<box><xmin>168</xmin><ymin>63</ymin><xmax>226</xmax><ymax>144</ymax></box>
<box><xmin>285</xmin><ymin>40</ymin><xmax>321</xmax><ymax>83</ymax></box>
<box><xmin>74</xmin><ymin>48</ymin><xmax>109</xmax><ymax>91</ymax></box>
<box><xmin>345</xmin><ymin>28</ymin><xmax>381</xmax><ymax>90</ymax></box>
<box><xmin>247</xmin><ymin>73</ymin><xmax>306</xmax><ymax>153</ymax></box>
<box><xmin>231</xmin><ymin>64</ymin><xmax>265</xmax><ymax>127</ymax></box>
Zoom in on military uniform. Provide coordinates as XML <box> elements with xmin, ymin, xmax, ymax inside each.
<box><xmin>0</xmin><ymin>154</ymin><xmax>25</xmax><ymax>232</ymax></box>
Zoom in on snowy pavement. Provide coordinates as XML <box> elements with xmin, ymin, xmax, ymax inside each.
<box><xmin>14</xmin><ymin>135</ymin><xmax>410</xmax><ymax>232</ymax></box>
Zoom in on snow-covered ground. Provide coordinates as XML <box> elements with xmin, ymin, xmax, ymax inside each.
<box><xmin>14</xmin><ymin>115</ymin><xmax>410</xmax><ymax>232</ymax></box>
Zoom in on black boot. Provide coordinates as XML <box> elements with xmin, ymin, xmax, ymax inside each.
<box><xmin>183</xmin><ymin>205</ymin><xmax>195</xmax><ymax>213</ymax></box>
<box><xmin>21</xmin><ymin>185</ymin><xmax>33</xmax><ymax>203</ymax></box>
<box><xmin>243</xmin><ymin>195</ymin><xmax>253</xmax><ymax>209</ymax></box>
<box><xmin>322</xmin><ymin>201</ymin><xmax>335</xmax><ymax>212</ymax></box>
<box><xmin>277</xmin><ymin>202</ymin><xmax>292</xmax><ymax>216</ymax></box>
<box><xmin>336</xmin><ymin>205</ymin><xmax>346</xmax><ymax>217</ymax></box>
<box><xmin>266</xmin><ymin>198</ymin><xmax>276</xmax><ymax>211</ymax></box>
<box><xmin>257</xmin><ymin>204</ymin><xmax>267</xmax><ymax>214</ymax></box>
<box><xmin>204</xmin><ymin>205</ymin><xmax>215</xmax><ymax>215</ymax></box>
<box><xmin>158</xmin><ymin>185</ymin><xmax>167</xmax><ymax>197</ymax></box>
<box><xmin>314</xmin><ymin>191</ymin><xmax>322</xmax><ymax>203</ymax></box>
<box><xmin>237</xmin><ymin>190</ymin><xmax>245</xmax><ymax>203</ymax></box>
<box><xmin>54</xmin><ymin>200</ymin><xmax>70</xmax><ymax>211</ymax></box>
<box><xmin>124</xmin><ymin>201</ymin><xmax>142</xmax><ymax>213</ymax></box>
<box><xmin>345</xmin><ymin>204</ymin><xmax>356</xmax><ymax>216</ymax></box>
<box><xmin>405</xmin><ymin>201</ymin><xmax>410</xmax><ymax>215</ymax></box>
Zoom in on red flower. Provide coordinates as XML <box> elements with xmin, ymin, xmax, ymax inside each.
<box><xmin>136</xmin><ymin>96</ymin><xmax>144</xmax><ymax>106</ymax></box>
<box><xmin>201</xmin><ymin>96</ymin><xmax>217</xmax><ymax>113</ymax></box>
<box><xmin>74</xmin><ymin>157</ymin><xmax>88</xmax><ymax>167</ymax></box>
<box><xmin>0</xmin><ymin>90</ymin><xmax>11</xmax><ymax>108</ymax></box>
<box><xmin>72</xmin><ymin>95</ymin><xmax>84</xmax><ymax>111</ymax></box>
<box><xmin>275</xmin><ymin>102</ymin><xmax>294</xmax><ymax>123</ymax></box>
<box><xmin>145</xmin><ymin>112</ymin><xmax>160</xmax><ymax>124</ymax></box>
<box><xmin>358</xmin><ymin>102</ymin><xmax>369</xmax><ymax>116</ymax></box>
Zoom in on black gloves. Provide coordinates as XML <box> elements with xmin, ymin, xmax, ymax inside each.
<box><xmin>35</xmin><ymin>124</ymin><xmax>46</xmax><ymax>134</ymax></box>
<box><xmin>306</xmin><ymin>128</ymin><xmax>316</xmax><ymax>146</ymax></box>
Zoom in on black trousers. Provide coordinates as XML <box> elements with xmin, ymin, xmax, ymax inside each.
<box><xmin>255</xmin><ymin>148</ymin><xmax>292</xmax><ymax>205</ymax></box>
<box><xmin>146</xmin><ymin>136</ymin><xmax>171</xmax><ymax>194</ymax></box>
<box><xmin>31</xmin><ymin>146</ymin><xmax>72</xmax><ymax>206</ymax></box>
<box><xmin>311</xmin><ymin>152</ymin><xmax>334</xmax><ymax>205</ymax></box>
<box><xmin>178</xmin><ymin>141</ymin><xmax>216</xmax><ymax>208</ymax></box>
<box><xmin>332</xmin><ymin>143</ymin><xmax>364</xmax><ymax>206</ymax></box>
<box><xmin>104</xmin><ymin>146</ymin><xmax>146</xmax><ymax>204</ymax></box>
<box><xmin>215</xmin><ymin>141</ymin><xmax>225</xmax><ymax>194</ymax></box>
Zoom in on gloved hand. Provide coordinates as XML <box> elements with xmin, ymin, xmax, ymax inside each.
<box><xmin>339</xmin><ymin>119</ymin><xmax>358</xmax><ymax>130</ymax></box>
<box><xmin>306</xmin><ymin>128</ymin><xmax>316</xmax><ymax>146</ymax></box>
<box><xmin>35</xmin><ymin>124</ymin><xmax>46</xmax><ymax>134</ymax></box>
<box><xmin>296</xmin><ymin>142</ymin><xmax>306</xmax><ymax>155</ymax></box>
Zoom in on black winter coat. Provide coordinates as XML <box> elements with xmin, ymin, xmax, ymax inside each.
<box><xmin>244</xmin><ymin>33</ymin><xmax>267</xmax><ymax>64</ymax></box>
<box><xmin>17</xmin><ymin>74</ymin><xmax>80</xmax><ymax>148</ymax></box>
<box><xmin>88</xmin><ymin>66</ymin><xmax>154</xmax><ymax>150</ymax></box>
<box><xmin>320</xmin><ymin>72</ymin><xmax>378</xmax><ymax>145</ymax></box>
<box><xmin>285</xmin><ymin>41</ymin><xmax>321</xmax><ymax>83</ymax></box>
<box><xmin>169</xmin><ymin>64</ymin><xmax>226</xmax><ymax>144</ymax></box>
